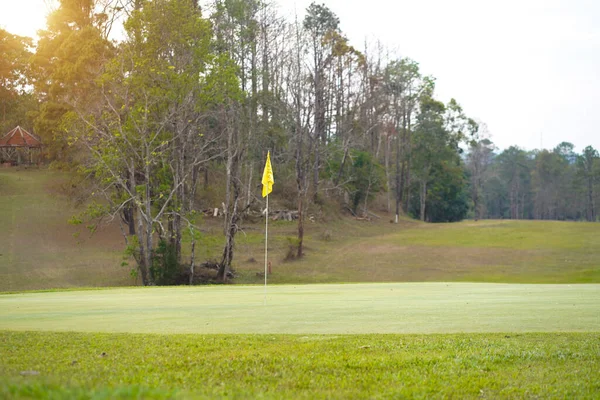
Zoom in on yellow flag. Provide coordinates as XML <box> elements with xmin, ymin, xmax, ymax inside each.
<box><xmin>262</xmin><ymin>151</ymin><xmax>274</xmax><ymax>197</ymax></box>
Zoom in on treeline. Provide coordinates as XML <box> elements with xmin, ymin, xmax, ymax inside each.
<box><xmin>470</xmin><ymin>142</ymin><xmax>600</xmax><ymax>222</ymax></box>
<box><xmin>0</xmin><ymin>0</ymin><xmax>598</xmax><ymax>285</ymax></box>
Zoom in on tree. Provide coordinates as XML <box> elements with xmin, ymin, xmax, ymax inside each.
<box><xmin>70</xmin><ymin>0</ymin><xmax>230</xmax><ymax>285</ymax></box>
<box><xmin>531</xmin><ymin>150</ymin><xmax>567</xmax><ymax>220</ymax></box>
<box><xmin>304</xmin><ymin>2</ymin><xmax>340</xmax><ymax>200</ymax></box>
<box><xmin>495</xmin><ymin>147</ymin><xmax>533</xmax><ymax>219</ymax></box>
<box><xmin>382</xmin><ymin>58</ymin><xmax>422</xmax><ymax>222</ymax></box>
<box><xmin>289</xmin><ymin>14</ymin><xmax>311</xmax><ymax>258</ymax></box>
<box><xmin>423</xmin><ymin>159</ymin><xmax>469</xmax><ymax>222</ymax></box>
<box><xmin>411</xmin><ymin>94</ymin><xmax>448</xmax><ymax>221</ymax></box>
<box><xmin>577</xmin><ymin>146</ymin><xmax>599</xmax><ymax>222</ymax></box>
<box><xmin>0</xmin><ymin>28</ymin><xmax>33</xmax><ymax>132</ymax></box>
<box><xmin>31</xmin><ymin>0</ymin><xmax>114</xmax><ymax>163</ymax></box>
<box><xmin>466</xmin><ymin>137</ymin><xmax>494</xmax><ymax>220</ymax></box>
<box><xmin>327</xmin><ymin>149</ymin><xmax>384</xmax><ymax>214</ymax></box>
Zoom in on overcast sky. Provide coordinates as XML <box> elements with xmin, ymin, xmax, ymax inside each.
<box><xmin>2</xmin><ymin>0</ymin><xmax>599</xmax><ymax>152</ymax></box>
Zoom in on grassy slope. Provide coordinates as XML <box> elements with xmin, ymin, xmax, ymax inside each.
<box><xmin>1</xmin><ymin>169</ymin><xmax>600</xmax><ymax>291</ymax></box>
<box><xmin>0</xmin><ymin>169</ymin><xmax>130</xmax><ymax>291</ymax></box>
<box><xmin>1</xmin><ymin>284</ymin><xmax>599</xmax><ymax>334</ymax></box>
<box><xmin>234</xmin><ymin>218</ymin><xmax>600</xmax><ymax>285</ymax></box>
<box><xmin>1</xmin><ymin>331</ymin><xmax>599</xmax><ymax>399</ymax></box>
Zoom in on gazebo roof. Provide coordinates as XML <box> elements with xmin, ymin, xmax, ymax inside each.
<box><xmin>0</xmin><ymin>126</ymin><xmax>42</xmax><ymax>148</ymax></box>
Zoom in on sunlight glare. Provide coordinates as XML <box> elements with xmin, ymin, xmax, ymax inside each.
<box><xmin>0</xmin><ymin>0</ymin><xmax>50</xmax><ymax>40</ymax></box>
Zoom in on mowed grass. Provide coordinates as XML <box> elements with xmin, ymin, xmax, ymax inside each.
<box><xmin>1</xmin><ymin>284</ymin><xmax>599</xmax><ymax>334</ymax></box>
<box><xmin>1</xmin><ymin>285</ymin><xmax>599</xmax><ymax>398</ymax></box>
<box><xmin>1</xmin><ymin>331</ymin><xmax>599</xmax><ymax>399</ymax></box>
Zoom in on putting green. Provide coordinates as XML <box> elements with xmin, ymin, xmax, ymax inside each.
<box><xmin>1</xmin><ymin>283</ymin><xmax>598</xmax><ymax>333</ymax></box>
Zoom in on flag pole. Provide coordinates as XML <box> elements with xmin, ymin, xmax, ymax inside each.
<box><xmin>261</xmin><ymin>150</ymin><xmax>273</xmax><ymax>306</ymax></box>
<box><xmin>264</xmin><ymin>193</ymin><xmax>268</xmax><ymax>305</ymax></box>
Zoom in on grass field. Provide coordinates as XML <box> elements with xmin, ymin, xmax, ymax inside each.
<box><xmin>2</xmin><ymin>331</ymin><xmax>599</xmax><ymax>399</ymax></box>
<box><xmin>1</xmin><ymin>284</ymin><xmax>599</xmax><ymax>334</ymax></box>
<box><xmin>1</xmin><ymin>169</ymin><xmax>600</xmax><ymax>291</ymax></box>
<box><xmin>2</xmin><ymin>169</ymin><xmax>600</xmax><ymax>397</ymax></box>
<box><xmin>249</xmin><ymin>219</ymin><xmax>600</xmax><ymax>285</ymax></box>
<box><xmin>1</xmin><ymin>284</ymin><xmax>599</xmax><ymax>398</ymax></box>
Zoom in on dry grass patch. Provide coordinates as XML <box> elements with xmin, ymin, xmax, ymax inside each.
<box><xmin>0</xmin><ymin>170</ymin><xmax>130</xmax><ymax>291</ymax></box>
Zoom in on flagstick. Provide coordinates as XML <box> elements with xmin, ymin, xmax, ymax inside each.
<box><xmin>264</xmin><ymin>194</ymin><xmax>268</xmax><ymax>305</ymax></box>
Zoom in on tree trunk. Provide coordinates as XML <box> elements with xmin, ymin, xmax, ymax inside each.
<box><xmin>297</xmin><ymin>196</ymin><xmax>304</xmax><ymax>258</ymax></box>
<box><xmin>246</xmin><ymin>162</ymin><xmax>254</xmax><ymax>208</ymax></box>
<box><xmin>395</xmin><ymin>125</ymin><xmax>401</xmax><ymax>223</ymax></box>
<box><xmin>588</xmin><ymin>177</ymin><xmax>594</xmax><ymax>222</ymax></box>
<box><xmin>218</xmin><ymin>190</ymin><xmax>240</xmax><ymax>282</ymax></box>
<box><xmin>313</xmin><ymin>144</ymin><xmax>320</xmax><ymax>202</ymax></box>
<box><xmin>132</xmin><ymin>163</ymin><xmax>149</xmax><ymax>286</ymax></box>
<box><xmin>420</xmin><ymin>180</ymin><xmax>427</xmax><ymax>221</ymax></box>
<box><xmin>384</xmin><ymin>135</ymin><xmax>391</xmax><ymax>213</ymax></box>
<box><xmin>123</xmin><ymin>168</ymin><xmax>135</xmax><ymax>235</ymax></box>
<box><xmin>334</xmin><ymin>141</ymin><xmax>349</xmax><ymax>186</ymax></box>
<box><xmin>144</xmin><ymin>163</ymin><xmax>154</xmax><ymax>285</ymax></box>
<box><xmin>189</xmin><ymin>229</ymin><xmax>196</xmax><ymax>285</ymax></box>
<box><xmin>403</xmin><ymin>111</ymin><xmax>412</xmax><ymax>213</ymax></box>
<box><xmin>223</xmin><ymin>111</ymin><xmax>232</xmax><ymax>235</ymax></box>
<box><xmin>136</xmin><ymin>204</ymin><xmax>149</xmax><ymax>286</ymax></box>
<box><xmin>218</xmin><ymin>106</ymin><xmax>244</xmax><ymax>282</ymax></box>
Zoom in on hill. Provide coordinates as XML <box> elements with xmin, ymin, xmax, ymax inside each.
<box><xmin>1</xmin><ymin>168</ymin><xmax>599</xmax><ymax>292</ymax></box>
<box><xmin>0</xmin><ymin>169</ymin><xmax>130</xmax><ymax>291</ymax></box>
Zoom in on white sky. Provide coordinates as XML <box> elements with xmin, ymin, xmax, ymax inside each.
<box><xmin>1</xmin><ymin>0</ymin><xmax>599</xmax><ymax>152</ymax></box>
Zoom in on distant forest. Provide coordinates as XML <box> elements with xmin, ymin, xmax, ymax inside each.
<box><xmin>1</xmin><ymin>0</ymin><xmax>598</xmax><ymax>284</ymax></box>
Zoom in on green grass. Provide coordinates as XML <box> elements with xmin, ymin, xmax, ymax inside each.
<box><xmin>2</xmin><ymin>169</ymin><xmax>599</xmax><ymax>398</ymax></box>
<box><xmin>2</xmin><ymin>169</ymin><xmax>600</xmax><ymax>291</ymax></box>
<box><xmin>1</xmin><ymin>284</ymin><xmax>599</xmax><ymax>334</ymax></box>
<box><xmin>237</xmin><ymin>218</ymin><xmax>600</xmax><ymax>285</ymax></box>
<box><xmin>1</xmin><ymin>331</ymin><xmax>599</xmax><ymax>399</ymax></box>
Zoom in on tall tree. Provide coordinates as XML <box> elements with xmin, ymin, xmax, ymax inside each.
<box><xmin>0</xmin><ymin>29</ymin><xmax>32</xmax><ymax>131</ymax></box>
<box><xmin>382</xmin><ymin>58</ymin><xmax>422</xmax><ymax>222</ymax></box>
<box><xmin>32</xmin><ymin>0</ymin><xmax>113</xmax><ymax>163</ymax></box>
<box><xmin>466</xmin><ymin>137</ymin><xmax>494</xmax><ymax>220</ymax></box>
<box><xmin>70</xmin><ymin>0</ymin><xmax>231</xmax><ymax>285</ymax></box>
<box><xmin>495</xmin><ymin>147</ymin><xmax>533</xmax><ymax>220</ymax></box>
<box><xmin>411</xmin><ymin>94</ymin><xmax>448</xmax><ymax>221</ymax></box>
<box><xmin>577</xmin><ymin>146</ymin><xmax>599</xmax><ymax>222</ymax></box>
<box><xmin>303</xmin><ymin>2</ymin><xmax>340</xmax><ymax>200</ymax></box>
<box><xmin>531</xmin><ymin>150</ymin><xmax>567</xmax><ymax>220</ymax></box>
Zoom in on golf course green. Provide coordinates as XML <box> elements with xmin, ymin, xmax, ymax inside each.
<box><xmin>2</xmin><ymin>283</ymin><xmax>598</xmax><ymax>333</ymax></box>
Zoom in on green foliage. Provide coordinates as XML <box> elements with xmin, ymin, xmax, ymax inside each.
<box><xmin>150</xmin><ymin>239</ymin><xmax>181</xmax><ymax>285</ymax></box>
<box><xmin>422</xmin><ymin>160</ymin><xmax>469</xmax><ymax>222</ymax></box>
<box><xmin>304</xmin><ymin>2</ymin><xmax>340</xmax><ymax>37</ymax></box>
<box><xmin>68</xmin><ymin>215</ymin><xmax>83</xmax><ymax>225</ymax></box>
<box><xmin>0</xmin><ymin>28</ymin><xmax>33</xmax><ymax>133</ymax></box>
<box><xmin>202</xmin><ymin>53</ymin><xmax>244</xmax><ymax>106</ymax></box>
<box><xmin>487</xmin><ymin>146</ymin><xmax>534</xmax><ymax>219</ymax></box>
<box><xmin>326</xmin><ymin>147</ymin><xmax>385</xmax><ymax>213</ymax></box>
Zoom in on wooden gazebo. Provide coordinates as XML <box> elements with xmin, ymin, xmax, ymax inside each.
<box><xmin>0</xmin><ymin>126</ymin><xmax>43</xmax><ymax>165</ymax></box>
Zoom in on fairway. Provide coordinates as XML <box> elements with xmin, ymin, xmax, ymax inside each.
<box><xmin>2</xmin><ymin>283</ymin><xmax>599</xmax><ymax>334</ymax></box>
